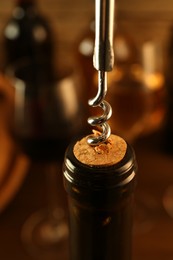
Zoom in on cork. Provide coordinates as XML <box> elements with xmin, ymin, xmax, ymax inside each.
<box><xmin>73</xmin><ymin>131</ymin><xmax>127</xmax><ymax>166</ymax></box>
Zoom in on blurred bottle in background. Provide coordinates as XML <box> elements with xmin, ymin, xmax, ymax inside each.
<box><xmin>1</xmin><ymin>0</ymin><xmax>86</xmax><ymax>155</ymax></box>
<box><xmin>1</xmin><ymin>0</ymin><xmax>57</xmax><ymax>157</ymax></box>
<box><xmin>162</xmin><ymin>24</ymin><xmax>173</xmax><ymax>154</ymax></box>
<box><xmin>1</xmin><ymin>1</ymin><xmax>86</xmax><ymax>257</ymax></box>
<box><xmin>1</xmin><ymin>0</ymin><xmax>56</xmax><ymax>84</ymax></box>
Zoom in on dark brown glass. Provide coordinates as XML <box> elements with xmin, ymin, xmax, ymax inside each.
<box><xmin>6</xmin><ymin>59</ymin><xmax>84</xmax><ymax>162</ymax></box>
<box><xmin>163</xmin><ymin>25</ymin><xmax>173</xmax><ymax>153</ymax></box>
<box><xmin>2</xmin><ymin>0</ymin><xmax>55</xmax><ymax>81</ymax></box>
<box><xmin>63</xmin><ymin>138</ymin><xmax>137</xmax><ymax>260</ymax></box>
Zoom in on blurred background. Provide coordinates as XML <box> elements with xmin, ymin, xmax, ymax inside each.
<box><xmin>0</xmin><ymin>0</ymin><xmax>172</xmax><ymax>71</ymax></box>
<box><xmin>1</xmin><ymin>0</ymin><xmax>173</xmax><ymax>259</ymax></box>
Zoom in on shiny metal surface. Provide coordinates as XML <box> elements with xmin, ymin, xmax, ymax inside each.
<box><xmin>87</xmin><ymin>0</ymin><xmax>115</xmax><ymax>145</ymax></box>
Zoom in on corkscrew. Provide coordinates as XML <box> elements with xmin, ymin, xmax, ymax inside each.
<box><xmin>87</xmin><ymin>0</ymin><xmax>115</xmax><ymax>146</ymax></box>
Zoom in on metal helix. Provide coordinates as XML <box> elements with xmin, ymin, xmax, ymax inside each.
<box><xmin>87</xmin><ymin>71</ymin><xmax>112</xmax><ymax>145</ymax></box>
<box><xmin>87</xmin><ymin>0</ymin><xmax>115</xmax><ymax>146</ymax></box>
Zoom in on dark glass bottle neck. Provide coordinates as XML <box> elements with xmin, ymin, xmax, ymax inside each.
<box><xmin>15</xmin><ymin>0</ymin><xmax>35</xmax><ymax>4</ymax></box>
<box><xmin>12</xmin><ymin>0</ymin><xmax>38</xmax><ymax>19</ymax></box>
<box><xmin>15</xmin><ymin>0</ymin><xmax>35</xmax><ymax>8</ymax></box>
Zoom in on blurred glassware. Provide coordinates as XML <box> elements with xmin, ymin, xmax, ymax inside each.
<box><xmin>140</xmin><ymin>41</ymin><xmax>166</xmax><ymax>135</ymax></box>
<box><xmin>7</xmin><ymin>60</ymin><xmax>83</xmax><ymax>161</ymax></box>
<box><xmin>6</xmin><ymin>59</ymin><xmax>85</xmax><ymax>260</ymax></box>
<box><xmin>107</xmin><ymin>40</ymin><xmax>166</xmax><ymax>141</ymax></box>
<box><xmin>106</xmin><ymin>64</ymin><xmax>149</xmax><ymax>142</ymax></box>
<box><xmin>20</xmin><ymin>163</ymin><xmax>69</xmax><ymax>260</ymax></box>
<box><xmin>162</xmin><ymin>23</ymin><xmax>173</xmax><ymax>154</ymax></box>
<box><xmin>134</xmin><ymin>41</ymin><xmax>166</xmax><ymax>232</ymax></box>
<box><xmin>161</xmin><ymin>24</ymin><xmax>173</xmax><ymax>219</ymax></box>
<box><xmin>0</xmin><ymin>74</ymin><xmax>30</xmax><ymax>214</ymax></box>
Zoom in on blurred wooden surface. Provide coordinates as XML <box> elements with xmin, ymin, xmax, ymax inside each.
<box><xmin>133</xmin><ymin>132</ymin><xmax>173</xmax><ymax>260</ymax></box>
<box><xmin>1</xmin><ymin>1</ymin><xmax>173</xmax><ymax>260</ymax></box>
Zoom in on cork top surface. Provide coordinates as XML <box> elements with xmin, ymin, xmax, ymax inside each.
<box><xmin>73</xmin><ymin>132</ymin><xmax>127</xmax><ymax>166</ymax></box>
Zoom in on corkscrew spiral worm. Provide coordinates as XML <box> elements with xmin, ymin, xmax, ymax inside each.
<box><xmin>87</xmin><ymin>0</ymin><xmax>115</xmax><ymax>146</ymax></box>
<box><xmin>87</xmin><ymin>71</ymin><xmax>112</xmax><ymax>145</ymax></box>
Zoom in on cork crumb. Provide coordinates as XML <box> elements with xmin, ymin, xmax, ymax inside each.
<box><xmin>92</xmin><ymin>130</ymin><xmax>113</xmax><ymax>155</ymax></box>
<box><xmin>95</xmin><ymin>144</ymin><xmax>110</xmax><ymax>154</ymax></box>
<box><xmin>73</xmin><ymin>133</ymin><xmax>127</xmax><ymax>166</ymax></box>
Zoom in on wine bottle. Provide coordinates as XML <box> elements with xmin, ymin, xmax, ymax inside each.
<box><xmin>2</xmin><ymin>0</ymin><xmax>56</xmax><ymax>84</ymax></box>
<box><xmin>2</xmin><ymin>1</ymin><xmax>86</xmax><ymax>162</ymax></box>
<box><xmin>63</xmin><ymin>134</ymin><xmax>137</xmax><ymax>260</ymax></box>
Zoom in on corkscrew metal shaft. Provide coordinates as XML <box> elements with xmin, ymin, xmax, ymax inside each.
<box><xmin>87</xmin><ymin>0</ymin><xmax>115</xmax><ymax>146</ymax></box>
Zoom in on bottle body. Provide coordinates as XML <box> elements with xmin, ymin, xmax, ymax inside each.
<box><xmin>63</xmin><ymin>137</ymin><xmax>137</xmax><ymax>260</ymax></box>
<box><xmin>68</xmin><ymin>192</ymin><xmax>134</xmax><ymax>260</ymax></box>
